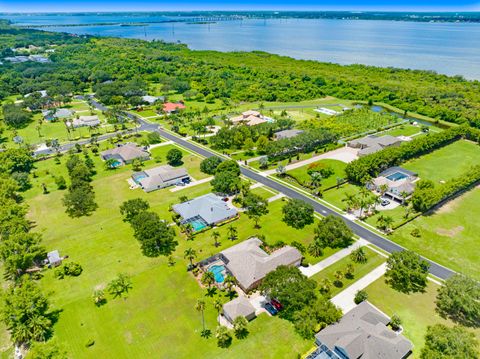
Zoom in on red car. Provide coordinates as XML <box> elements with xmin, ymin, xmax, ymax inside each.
<box><xmin>270</xmin><ymin>298</ymin><xmax>283</xmax><ymax>311</ymax></box>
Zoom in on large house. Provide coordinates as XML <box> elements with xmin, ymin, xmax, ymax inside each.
<box><xmin>219</xmin><ymin>237</ymin><xmax>302</xmax><ymax>292</ymax></box>
<box><xmin>369</xmin><ymin>167</ymin><xmax>418</xmax><ymax>203</ymax></box>
<box><xmin>222</xmin><ymin>296</ymin><xmax>256</xmax><ymax>324</ymax></box>
<box><xmin>132</xmin><ymin>165</ymin><xmax>189</xmax><ymax>192</ymax></box>
<box><xmin>101</xmin><ymin>143</ymin><xmax>150</xmax><ymax>165</ymax></box>
<box><xmin>141</xmin><ymin>95</ymin><xmax>164</xmax><ymax>105</ymax></box>
<box><xmin>309</xmin><ymin>301</ymin><xmax>413</xmax><ymax>359</ymax></box>
<box><xmin>72</xmin><ymin>115</ymin><xmax>100</xmax><ymax>128</ymax></box>
<box><xmin>172</xmin><ymin>193</ymin><xmax>238</xmax><ymax>230</ymax></box>
<box><xmin>348</xmin><ymin>135</ymin><xmax>402</xmax><ymax>157</ymax></box>
<box><xmin>162</xmin><ymin>102</ymin><xmax>186</xmax><ymax>114</ymax></box>
<box><xmin>230</xmin><ymin>110</ymin><xmax>273</xmax><ymax>127</ymax></box>
<box><xmin>42</xmin><ymin>108</ymin><xmax>73</xmax><ymax>121</ymax></box>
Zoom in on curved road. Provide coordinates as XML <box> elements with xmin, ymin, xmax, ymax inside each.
<box><xmin>155</xmin><ymin>125</ymin><xmax>454</xmax><ymax>280</ymax></box>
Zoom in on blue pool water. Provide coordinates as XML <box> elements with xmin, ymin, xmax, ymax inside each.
<box><xmin>209</xmin><ymin>265</ymin><xmax>225</xmax><ymax>283</ymax></box>
<box><xmin>188</xmin><ymin>218</ymin><xmax>208</xmax><ymax>231</ymax></box>
<box><xmin>132</xmin><ymin>173</ymin><xmax>147</xmax><ymax>183</ymax></box>
<box><xmin>386</xmin><ymin>172</ymin><xmax>408</xmax><ymax>181</ymax></box>
<box><xmin>111</xmin><ymin>160</ymin><xmax>122</xmax><ymax>168</ymax></box>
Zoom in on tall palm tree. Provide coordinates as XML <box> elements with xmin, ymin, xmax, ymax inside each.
<box><xmin>195</xmin><ymin>299</ymin><xmax>206</xmax><ymax>331</ymax></box>
<box><xmin>211</xmin><ymin>231</ymin><xmax>221</xmax><ymax>247</ymax></box>
<box><xmin>213</xmin><ymin>298</ymin><xmax>222</xmax><ymax>317</ymax></box>
<box><xmin>227</xmin><ymin>226</ymin><xmax>238</xmax><ymax>241</ymax></box>
<box><xmin>184</xmin><ymin>248</ymin><xmax>197</xmax><ymax>266</ymax></box>
<box><xmin>201</xmin><ymin>271</ymin><xmax>215</xmax><ymax>288</ymax></box>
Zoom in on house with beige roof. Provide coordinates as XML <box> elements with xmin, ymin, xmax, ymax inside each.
<box><xmin>219</xmin><ymin>237</ymin><xmax>302</xmax><ymax>292</ymax></box>
<box><xmin>72</xmin><ymin>115</ymin><xmax>100</xmax><ymax>128</ymax></box>
<box><xmin>230</xmin><ymin>110</ymin><xmax>274</xmax><ymax>127</ymax></box>
<box><xmin>132</xmin><ymin>165</ymin><xmax>189</xmax><ymax>192</ymax></box>
<box><xmin>348</xmin><ymin>135</ymin><xmax>402</xmax><ymax>157</ymax></box>
<box><xmin>368</xmin><ymin>167</ymin><xmax>418</xmax><ymax>203</ymax></box>
<box><xmin>309</xmin><ymin>301</ymin><xmax>412</xmax><ymax>359</ymax></box>
<box><xmin>222</xmin><ymin>296</ymin><xmax>256</xmax><ymax>324</ymax></box>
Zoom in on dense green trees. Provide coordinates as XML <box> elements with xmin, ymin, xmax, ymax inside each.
<box><xmin>2</xmin><ymin>104</ymin><xmax>32</xmax><ymax>128</ymax></box>
<box><xmin>242</xmin><ymin>192</ymin><xmax>269</xmax><ymax>228</ymax></box>
<box><xmin>166</xmin><ymin>148</ymin><xmax>183</xmax><ymax>166</ymax></box>
<box><xmin>385</xmin><ymin>250</ymin><xmax>430</xmax><ymax>293</ymax></box>
<box><xmin>421</xmin><ymin>324</ymin><xmax>478</xmax><ymax>359</ymax></box>
<box><xmin>211</xmin><ymin>160</ymin><xmax>241</xmax><ymax>195</ymax></box>
<box><xmin>436</xmin><ymin>274</ymin><xmax>480</xmax><ymax>328</ymax></box>
<box><xmin>282</xmin><ymin>198</ymin><xmax>314</xmax><ymax>229</ymax></box>
<box><xmin>313</xmin><ymin>215</ymin><xmax>353</xmax><ymax>250</ymax></box>
<box><xmin>2</xmin><ymin>278</ymin><xmax>52</xmax><ymax>344</ymax></box>
<box><xmin>200</xmin><ymin>156</ymin><xmax>222</xmax><ymax>174</ymax></box>
<box><xmin>119</xmin><ymin>198</ymin><xmax>150</xmax><ymax>223</ymax></box>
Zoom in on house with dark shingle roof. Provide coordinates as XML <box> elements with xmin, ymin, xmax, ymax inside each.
<box><xmin>309</xmin><ymin>301</ymin><xmax>412</xmax><ymax>359</ymax></box>
<box><xmin>101</xmin><ymin>143</ymin><xmax>150</xmax><ymax>165</ymax></box>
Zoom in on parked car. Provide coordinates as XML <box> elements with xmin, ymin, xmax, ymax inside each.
<box><xmin>270</xmin><ymin>298</ymin><xmax>283</xmax><ymax>311</ymax></box>
<box><xmin>264</xmin><ymin>302</ymin><xmax>278</xmax><ymax>316</ymax></box>
<box><xmin>380</xmin><ymin>198</ymin><xmax>390</xmax><ymax>206</ymax></box>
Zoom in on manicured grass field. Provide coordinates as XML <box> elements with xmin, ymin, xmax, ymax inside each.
<box><xmin>321</xmin><ymin>183</ymin><xmax>361</xmax><ymax>210</ymax></box>
<box><xmin>403</xmin><ymin>140</ymin><xmax>480</xmax><ymax>184</ymax></box>
<box><xmin>250</xmin><ymin>186</ymin><xmax>277</xmax><ymax>200</ymax></box>
<box><xmin>17</xmin><ymin>159</ymin><xmax>317</xmax><ymax>358</ymax></box>
<box><xmin>380</xmin><ymin>124</ymin><xmax>423</xmax><ymax>137</ymax></box>
<box><xmin>286</xmin><ymin>159</ymin><xmax>347</xmax><ymax>190</ymax></box>
<box><xmin>390</xmin><ymin>187</ymin><xmax>480</xmax><ymax>279</ymax></box>
<box><xmin>366</xmin><ymin>277</ymin><xmax>480</xmax><ymax>357</ymax></box>
<box><xmin>310</xmin><ymin>246</ymin><xmax>386</xmax><ymax>297</ymax></box>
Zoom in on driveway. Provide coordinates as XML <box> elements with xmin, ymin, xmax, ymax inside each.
<box><xmin>262</xmin><ymin>146</ymin><xmax>359</xmax><ymax>175</ymax></box>
<box><xmin>330</xmin><ymin>263</ymin><xmax>387</xmax><ymax>313</ymax></box>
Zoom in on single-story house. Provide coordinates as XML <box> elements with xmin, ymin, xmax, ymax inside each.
<box><xmin>368</xmin><ymin>166</ymin><xmax>418</xmax><ymax>203</ymax></box>
<box><xmin>42</xmin><ymin>108</ymin><xmax>73</xmax><ymax>121</ymax></box>
<box><xmin>101</xmin><ymin>143</ymin><xmax>150</xmax><ymax>165</ymax></box>
<box><xmin>133</xmin><ymin>165</ymin><xmax>189</xmax><ymax>192</ymax></box>
<box><xmin>172</xmin><ymin>193</ymin><xmax>238</xmax><ymax>229</ymax></box>
<box><xmin>222</xmin><ymin>296</ymin><xmax>256</xmax><ymax>324</ymax></box>
<box><xmin>47</xmin><ymin>250</ymin><xmax>62</xmax><ymax>267</ymax></box>
<box><xmin>220</xmin><ymin>237</ymin><xmax>302</xmax><ymax>292</ymax></box>
<box><xmin>142</xmin><ymin>95</ymin><xmax>164</xmax><ymax>105</ymax></box>
<box><xmin>72</xmin><ymin>115</ymin><xmax>101</xmax><ymax>128</ymax></box>
<box><xmin>310</xmin><ymin>301</ymin><xmax>413</xmax><ymax>359</ymax></box>
<box><xmin>163</xmin><ymin>102</ymin><xmax>186</xmax><ymax>114</ymax></box>
<box><xmin>230</xmin><ymin>110</ymin><xmax>273</xmax><ymax>127</ymax></box>
<box><xmin>274</xmin><ymin>129</ymin><xmax>304</xmax><ymax>140</ymax></box>
<box><xmin>348</xmin><ymin>135</ymin><xmax>402</xmax><ymax>157</ymax></box>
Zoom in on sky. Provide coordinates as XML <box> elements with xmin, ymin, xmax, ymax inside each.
<box><xmin>0</xmin><ymin>0</ymin><xmax>479</xmax><ymax>13</ymax></box>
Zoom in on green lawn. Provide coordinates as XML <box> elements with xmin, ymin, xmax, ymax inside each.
<box><xmin>321</xmin><ymin>183</ymin><xmax>362</xmax><ymax>210</ymax></box>
<box><xmin>390</xmin><ymin>187</ymin><xmax>480</xmax><ymax>279</ymax></box>
<box><xmin>286</xmin><ymin>159</ymin><xmax>347</xmax><ymax>190</ymax></box>
<box><xmin>380</xmin><ymin>124</ymin><xmax>423</xmax><ymax>137</ymax></box>
<box><xmin>16</xmin><ymin>158</ymin><xmax>316</xmax><ymax>358</ymax></box>
<box><xmin>366</xmin><ymin>278</ymin><xmax>480</xmax><ymax>357</ymax></box>
<box><xmin>310</xmin><ymin>246</ymin><xmax>386</xmax><ymax>297</ymax></box>
<box><xmin>403</xmin><ymin>140</ymin><xmax>480</xmax><ymax>184</ymax></box>
<box><xmin>250</xmin><ymin>186</ymin><xmax>277</xmax><ymax>200</ymax></box>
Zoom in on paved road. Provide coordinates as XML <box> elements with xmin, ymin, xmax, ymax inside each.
<box><xmin>155</xmin><ymin>127</ymin><xmax>455</xmax><ymax>280</ymax></box>
<box><xmin>33</xmin><ymin>102</ymin><xmax>454</xmax><ymax>280</ymax></box>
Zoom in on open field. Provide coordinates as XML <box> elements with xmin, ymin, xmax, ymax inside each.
<box><xmin>390</xmin><ymin>186</ymin><xmax>480</xmax><ymax>279</ymax></box>
<box><xmin>286</xmin><ymin>159</ymin><xmax>347</xmax><ymax>191</ymax></box>
<box><xmin>310</xmin><ymin>246</ymin><xmax>386</xmax><ymax>297</ymax></box>
<box><xmin>17</xmin><ymin>156</ymin><xmax>322</xmax><ymax>358</ymax></box>
<box><xmin>366</xmin><ymin>278</ymin><xmax>480</xmax><ymax>357</ymax></box>
<box><xmin>403</xmin><ymin>140</ymin><xmax>480</xmax><ymax>184</ymax></box>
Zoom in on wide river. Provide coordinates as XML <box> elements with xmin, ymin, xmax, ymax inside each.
<box><xmin>3</xmin><ymin>13</ymin><xmax>480</xmax><ymax>80</ymax></box>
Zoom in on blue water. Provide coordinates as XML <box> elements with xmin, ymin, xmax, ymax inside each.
<box><xmin>2</xmin><ymin>14</ymin><xmax>480</xmax><ymax>79</ymax></box>
<box><xmin>386</xmin><ymin>172</ymin><xmax>408</xmax><ymax>181</ymax></box>
<box><xmin>132</xmin><ymin>173</ymin><xmax>147</xmax><ymax>183</ymax></box>
<box><xmin>189</xmin><ymin>218</ymin><xmax>208</xmax><ymax>231</ymax></box>
<box><xmin>208</xmin><ymin>265</ymin><xmax>225</xmax><ymax>283</ymax></box>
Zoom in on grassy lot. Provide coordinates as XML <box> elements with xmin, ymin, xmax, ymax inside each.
<box><xmin>321</xmin><ymin>183</ymin><xmax>361</xmax><ymax>210</ymax></box>
<box><xmin>366</xmin><ymin>278</ymin><xmax>480</xmax><ymax>357</ymax></box>
<box><xmin>403</xmin><ymin>140</ymin><xmax>480</xmax><ymax>184</ymax></box>
<box><xmin>17</xmin><ymin>160</ymin><xmax>317</xmax><ymax>358</ymax></box>
<box><xmin>310</xmin><ymin>246</ymin><xmax>386</xmax><ymax>297</ymax></box>
<box><xmin>380</xmin><ymin>124</ymin><xmax>423</xmax><ymax>137</ymax></box>
<box><xmin>250</xmin><ymin>186</ymin><xmax>277</xmax><ymax>200</ymax></box>
<box><xmin>286</xmin><ymin>159</ymin><xmax>347</xmax><ymax>190</ymax></box>
<box><xmin>131</xmin><ymin>108</ymin><xmax>158</xmax><ymax>118</ymax></box>
<box><xmin>390</xmin><ymin>187</ymin><xmax>480</xmax><ymax>279</ymax></box>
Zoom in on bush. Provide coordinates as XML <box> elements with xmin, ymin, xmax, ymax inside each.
<box><xmin>354</xmin><ymin>290</ymin><xmax>368</xmax><ymax>304</ymax></box>
<box><xmin>63</xmin><ymin>261</ymin><xmax>83</xmax><ymax>276</ymax></box>
<box><xmin>410</xmin><ymin>228</ymin><xmax>421</xmax><ymax>237</ymax></box>
<box><xmin>390</xmin><ymin>314</ymin><xmax>402</xmax><ymax>331</ymax></box>
<box><xmin>166</xmin><ymin>148</ymin><xmax>183</xmax><ymax>165</ymax></box>
<box><xmin>147</xmin><ymin>132</ymin><xmax>162</xmax><ymax>144</ymax></box>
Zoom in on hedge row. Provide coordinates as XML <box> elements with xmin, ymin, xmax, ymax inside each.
<box><xmin>345</xmin><ymin>126</ymin><xmax>480</xmax><ymax>184</ymax></box>
<box><xmin>411</xmin><ymin>164</ymin><xmax>480</xmax><ymax>213</ymax></box>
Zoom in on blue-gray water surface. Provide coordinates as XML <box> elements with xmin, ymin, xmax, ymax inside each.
<box><xmin>3</xmin><ymin>14</ymin><xmax>480</xmax><ymax>80</ymax></box>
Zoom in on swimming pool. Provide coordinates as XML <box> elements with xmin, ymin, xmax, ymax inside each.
<box><xmin>386</xmin><ymin>172</ymin><xmax>408</xmax><ymax>181</ymax></box>
<box><xmin>186</xmin><ymin>217</ymin><xmax>208</xmax><ymax>231</ymax></box>
<box><xmin>132</xmin><ymin>172</ymin><xmax>147</xmax><ymax>184</ymax></box>
<box><xmin>208</xmin><ymin>265</ymin><xmax>225</xmax><ymax>283</ymax></box>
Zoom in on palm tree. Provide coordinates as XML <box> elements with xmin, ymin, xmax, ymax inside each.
<box><xmin>212</xmin><ymin>231</ymin><xmax>221</xmax><ymax>247</ymax></box>
<box><xmin>342</xmin><ymin>192</ymin><xmax>358</xmax><ymax>212</ymax></box>
<box><xmin>195</xmin><ymin>299</ymin><xmax>206</xmax><ymax>331</ymax></box>
<box><xmin>336</xmin><ymin>177</ymin><xmax>344</xmax><ymax>189</ymax></box>
<box><xmin>184</xmin><ymin>248</ymin><xmax>197</xmax><ymax>266</ymax></box>
<box><xmin>213</xmin><ymin>298</ymin><xmax>222</xmax><ymax>316</ymax></box>
<box><xmin>319</xmin><ymin>278</ymin><xmax>332</xmax><ymax>295</ymax></box>
<box><xmin>310</xmin><ymin>172</ymin><xmax>322</xmax><ymax>189</ymax></box>
<box><xmin>227</xmin><ymin>226</ymin><xmax>238</xmax><ymax>241</ymax></box>
<box><xmin>201</xmin><ymin>271</ymin><xmax>215</xmax><ymax>288</ymax></box>
<box><xmin>345</xmin><ymin>263</ymin><xmax>355</xmax><ymax>279</ymax></box>
<box><xmin>400</xmin><ymin>191</ymin><xmax>409</xmax><ymax>204</ymax></box>
<box><xmin>350</xmin><ymin>247</ymin><xmax>368</xmax><ymax>264</ymax></box>
<box><xmin>107</xmin><ymin>273</ymin><xmax>132</xmax><ymax>298</ymax></box>
<box><xmin>308</xmin><ymin>242</ymin><xmax>323</xmax><ymax>258</ymax></box>
<box><xmin>377</xmin><ymin>215</ymin><xmax>394</xmax><ymax>231</ymax></box>
<box><xmin>333</xmin><ymin>270</ymin><xmax>344</xmax><ymax>287</ymax></box>
<box><xmin>378</xmin><ymin>184</ymin><xmax>389</xmax><ymax>196</ymax></box>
